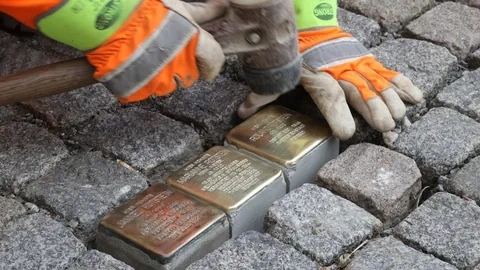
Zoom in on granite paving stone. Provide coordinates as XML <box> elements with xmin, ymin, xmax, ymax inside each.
<box><xmin>0</xmin><ymin>105</ymin><xmax>29</xmax><ymax>125</ymax></box>
<box><xmin>0</xmin><ymin>196</ymin><xmax>26</xmax><ymax>229</ymax></box>
<box><xmin>0</xmin><ymin>213</ymin><xmax>86</xmax><ymax>270</ymax></box>
<box><xmin>344</xmin><ymin>236</ymin><xmax>457</xmax><ymax>270</ymax></box>
<box><xmin>339</xmin><ymin>0</ymin><xmax>434</xmax><ymax>32</ymax></box>
<box><xmin>433</xmin><ymin>68</ymin><xmax>480</xmax><ymax>122</ymax></box>
<box><xmin>186</xmin><ymin>231</ymin><xmax>318</xmax><ymax>270</ymax></box>
<box><xmin>370</xmin><ymin>38</ymin><xmax>459</xmax><ymax>120</ymax></box>
<box><xmin>67</xmin><ymin>250</ymin><xmax>134</xmax><ymax>270</ymax></box>
<box><xmin>393</xmin><ymin>107</ymin><xmax>480</xmax><ymax>183</ymax></box>
<box><xmin>475</xmin><ymin>264</ymin><xmax>480</xmax><ymax>270</ymax></box>
<box><xmin>22</xmin><ymin>84</ymin><xmax>117</xmax><ymax>128</ymax></box>
<box><xmin>265</xmin><ymin>184</ymin><xmax>382</xmax><ymax>266</ymax></box>
<box><xmin>442</xmin><ymin>156</ymin><xmax>480</xmax><ymax>205</ymax></box>
<box><xmin>338</xmin><ymin>8</ymin><xmax>382</xmax><ymax>48</ymax></box>
<box><xmin>74</xmin><ymin>107</ymin><xmax>203</xmax><ymax>182</ymax></box>
<box><xmin>394</xmin><ymin>192</ymin><xmax>480</xmax><ymax>269</ymax></box>
<box><xmin>153</xmin><ymin>75</ymin><xmax>250</xmax><ymax>147</ymax></box>
<box><xmin>406</xmin><ymin>2</ymin><xmax>480</xmax><ymax>60</ymax></box>
<box><xmin>23</xmin><ymin>151</ymin><xmax>148</xmax><ymax>241</ymax></box>
<box><xmin>469</xmin><ymin>49</ymin><xmax>480</xmax><ymax>68</ymax></box>
<box><xmin>318</xmin><ymin>143</ymin><xmax>422</xmax><ymax>227</ymax></box>
<box><xmin>0</xmin><ymin>122</ymin><xmax>69</xmax><ymax>192</ymax></box>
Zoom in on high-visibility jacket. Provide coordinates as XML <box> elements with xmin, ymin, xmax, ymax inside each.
<box><xmin>0</xmin><ymin>0</ymin><xmax>201</xmax><ymax>102</ymax></box>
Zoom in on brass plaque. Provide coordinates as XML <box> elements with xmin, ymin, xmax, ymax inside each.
<box><xmin>167</xmin><ymin>146</ymin><xmax>282</xmax><ymax>212</ymax></box>
<box><xmin>226</xmin><ymin>105</ymin><xmax>332</xmax><ymax>167</ymax></box>
<box><xmin>99</xmin><ymin>184</ymin><xmax>224</xmax><ymax>260</ymax></box>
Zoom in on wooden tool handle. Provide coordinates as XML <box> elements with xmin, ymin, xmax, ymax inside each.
<box><xmin>0</xmin><ymin>57</ymin><xmax>95</xmax><ymax>106</ymax></box>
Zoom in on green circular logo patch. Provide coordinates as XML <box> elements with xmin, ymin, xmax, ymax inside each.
<box><xmin>95</xmin><ymin>0</ymin><xmax>122</xmax><ymax>30</ymax></box>
<box><xmin>314</xmin><ymin>3</ymin><xmax>334</xmax><ymax>20</ymax></box>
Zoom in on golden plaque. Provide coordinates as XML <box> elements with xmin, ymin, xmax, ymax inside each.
<box><xmin>97</xmin><ymin>184</ymin><xmax>225</xmax><ymax>263</ymax></box>
<box><xmin>167</xmin><ymin>146</ymin><xmax>283</xmax><ymax>212</ymax></box>
<box><xmin>225</xmin><ymin>105</ymin><xmax>332</xmax><ymax>167</ymax></box>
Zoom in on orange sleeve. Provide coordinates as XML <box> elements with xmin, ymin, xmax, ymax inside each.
<box><xmin>0</xmin><ymin>0</ymin><xmax>62</xmax><ymax>29</ymax></box>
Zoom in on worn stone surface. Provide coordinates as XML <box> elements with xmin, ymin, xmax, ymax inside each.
<box><xmin>0</xmin><ymin>213</ymin><xmax>86</xmax><ymax>270</ymax></box>
<box><xmin>0</xmin><ymin>122</ymin><xmax>69</xmax><ymax>192</ymax></box>
<box><xmin>393</xmin><ymin>107</ymin><xmax>480</xmax><ymax>183</ymax></box>
<box><xmin>265</xmin><ymin>184</ymin><xmax>382</xmax><ymax>266</ymax></box>
<box><xmin>0</xmin><ymin>196</ymin><xmax>26</xmax><ymax>229</ymax></box>
<box><xmin>318</xmin><ymin>143</ymin><xmax>422</xmax><ymax>227</ymax></box>
<box><xmin>469</xmin><ymin>49</ymin><xmax>480</xmax><ymax>69</ymax></box>
<box><xmin>370</xmin><ymin>39</ymin><xmax>459</xmax><ymax>118</ymax></box>
<box><xmin>338</xmin><ymin>8</ymin><xmax>382</xmax><ymax>48</ymax></box>
<box><xmin>74</xmin><ymin>107</ymin><xmax>203</xmax><ymax>181</ymax></box>
<box><xmin>339</xmin><ymin>0</ymin><xmax>434</xmax><ymax>32</ymax></box>
<box><xmin>345</xmin><ymin>236</ymin><xmax>457</xmax><ymax>270</ymax></box>
<box><xmin>406</xmin><ymin>2</ymin><xmax>480</xmax><ymax>60</ymax></box>
<box><xmin>186</xmin><ymin>231</ymin><xmax>318</xmax><ymax>270</ymax></box>
<box><xmin>469</xmin><ymin>0</ymin><xmax>480</xmax><ymax>8</ymax></box>
<box><xmin>433</xmin><ymin>68</ymin><xmax>480</xmax><ymax>122</ymax></box>
<box><xmin>442</xmin><ymin>156</ymin><xmax>480</xmax><ymax>205</ymax></box>
<box><xmin>0</xmin><ymin>105</ymin><xmax>29</xmax><ymax>125</ymax></box>
<box><xmin>67</xmin><ymin>250</ymin><xmax>134</xmax><ymax>270</ymax></box>
<box><xmin>22</xmin><ymin>84</ymin><xmax>117</xmax><ymax>128</ymax></box>
<box><xmin>23</xmin><ymin>151</ymin><xmax>148</xmax><ymax>241</ymax></box>
<box><xmin>153</xmin><ymin>76</ymin><xmax>250</xmax><ymax>147</ymax></box>
<box><xmin>394</xmin><ymin>192</ymin><xmax>480</xmax><ymax>269</ymax></box>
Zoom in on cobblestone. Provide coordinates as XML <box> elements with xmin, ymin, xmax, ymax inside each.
<box><xmin>0</xmin><ymin>196</ymin><xmax>26</xmax><ymax>228</ymax></box>
<box><xmin>186</xmin><ymin>231</ymin><xmax>318</xmax><ymax>270</ymax></box>
<box><xmin>442</xmin><ymin>156</ymin><xmax>480</xmax><ymax>205</ymax></box>
<box><xmin>23</xmin><ymin>151</ymin><xmax>148</xmax><ymax>242</ymax></box>
<box><xmin>406</xmin><ymin>2</ymin><xmax>480</xmax><ymax>60</ymax></box>
<box><xmin>394</xmin><ymin>192</ymin><xmax>480</xmax><ymax>269</ymax></box>
<box><xmin>0</xmin><ymin>213</ymin><xmax>85</xmax><ymax>270</ymax></box>
<box><xmin>344</xmin><ymin>236</ymin><xmax>457</xmax><ymax>270</ymax></box>
<box><xmin>318</xmin><ymin>143</ymin><xmax>422</xmax><ymax>227</ymax></box>
<box><xmin>153</xmin><ymin>76</ymin><xmax>250</xmax><ymax>147</ymax></box>
<box><xmin>265</xmin><ymin>184</ymin><xmax>382</xmax><ymax>266</ymax></box>
<box><xmin>0</xmin><ymin>122</ymin><xmax>69</xmax><ymax>192</ymax></box>
<box><xmin>73</xmin><ymin>107</ymin><xmax>203</xmax><ymax>182</ymax></box>
<box><xmin>469</xmin><ymin>49</ymin><xmax>480</xmax><ymax>68</ymax></box>
<box><xmin>339</xmin><ymin>0</ymin><xmax>434</xmax><ymax>32</ymax></box>
<box><xmin>338</xmin><ymin>8</ymin><xmax>382</xmax><ymax>48</ymax></box>
<box><xmin>433</xmin><ymin>68</ymin><xmax>480</xmax><ymax>122</ymax></box>
<box><xmin>393</xmin><ymin>107</ymin><xmax>480</xmax><ymax>183</ymax></box>
<box><xmin>67</xmin><ymin>250</ymin><xmax>134</xmax><ymax>270</ymax></box>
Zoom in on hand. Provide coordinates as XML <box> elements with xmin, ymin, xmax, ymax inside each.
<box><xmin>238</xmin><ymin>27</ymin><xmax>424</xmax><ymax>141</ymax></box>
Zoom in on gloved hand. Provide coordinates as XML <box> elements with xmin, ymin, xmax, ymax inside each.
<box><xmin>0</xmin><ymin>0</ymin><xmax>226</xmax><ymax>102</ymax></box>
<box><xmin>238</xmin><ymin>0</ymin><xmax>424</xmax><ymax>141</ymax></box>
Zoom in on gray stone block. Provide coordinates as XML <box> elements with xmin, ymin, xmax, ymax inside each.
<box><xmin>469</xmin><ymin>49</ymin><xmax>480</xmax><ymax>69</ymax></box>
<box><xmin>186</xmin><ymin>231</ymin><xmax>318</xmax><ymax>270</ymax></box>
<box><xmin>0</xmin><ymin>122</ymin><xmax>69</xmax><ymax>192</ymax></box>
<box><xmin>433</xmin><ymin>68</ymin><xmax>480</xmax><ymax>122</ymax></box>
<box><xmin>0</xmin><ymin>213</ymin><xmax>86</xmax><ymax>270</ymax></box>
<box><xmin>406</xmin><ymin>2</ymin><xmax>480</xmax><ymax>60</ymax></box>
<box><xmin>442</xmin><ymin>156</ymin><xmax>480</xmax><ymax>205</ymax></box>
<box><xmin>370</xmin><ymin>39</ymin><xmax>459</xmax><ymax>118</ymax></box>
<box><xmin>74</xmin><ymin>107</ymin><xmax>203</xmax><ymax>182</ymax></box>
<box><xmin>318</xmin><ymin>143</ymin><xmax>422</xmax><ymax>227</ymax></box>
<box><xmin>394</xmin><ymin>192</ymin><xmax>480</xmax><ymax>269</ymax></box>
<box><xmin>0</xmin><ymin>196</ymin><xmax>26</xmax><ymax>229</ymax></box>
<box><xmin>153</xmin><ymin>76</ymin><xmax>250</xmax><ymax>147</ymax></box>
<box><xmin>345</xmin><ymin>236</ymin><xmax>457</xmax><ymax>270</ymax></box>
<box><xmin>67</xmin><ymin>250</ymin><xmax>134</xmax><ymax>270</ymax></box>
<box><xmin>470</xmin><ymin>0</ymin><xmax>480</xmax><ymax>8</ymax></box>
<box><xmin>23</xmin><ymin>151</ymin><xmax>148</xmax><ymax>241</ymax></box>
<box><xmin>265</xmin><ymin>184</ymin><xmax>382</xmax><ymax>266</ymax></box>
<box><xmin>393</xmin><ymin>107</ymin><xmax>480</xmax><ymax>183</ymax></box>
<box><xmin>0</xmin><ymin>105</ymin><xmax>29</xmax><ymax>125</ymax></box>
<box><xmin>340</xmin><ymin>0</ymin><xmax>434</xmax><ymax>32</ymax></box>
<box><xmin>22</xmin><ymin>84</ymin><xmax>117</xmax><ymax>128</ymax></box>
<box><xmin>338</xmin><ymin>8</ymin><xmax>382</xmax><ymax>48</ymax></box>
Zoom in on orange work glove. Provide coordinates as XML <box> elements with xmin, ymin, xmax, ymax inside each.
<box><xmin>0</xmin><ymin>0</ymin><xmax>226</xmax><ymax>102</ymax></box>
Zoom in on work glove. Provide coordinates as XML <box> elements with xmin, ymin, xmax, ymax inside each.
<box><xmin>238</xmin><ymin>0</ymin><xmax>424</xmax><ymax>141</ymax></box>
<box><xmin>0</xmin><ymin>0</ymin><xmax>226</xmax><ymax>102</ymax></box>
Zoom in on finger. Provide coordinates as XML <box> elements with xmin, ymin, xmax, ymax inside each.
<box><xmin>354</xmin><ymin>66</ymin><xmax>406</xmax><ymax>121</ymax></box>
<box><xmin>196</xmin><ymin>29</ymin><xmax>225</xmax><ymax>80</ymax></box>
<box><xmin>338</xmin><ymin>71</ymin><xmax>395</xmax><ymax>132</ymax></box>
<box><xmin>237</xmin><ymin>92</ymin><xmax>281</xmax><ymax>120</ymax></box>
<box><xmin>301</xmin><ymin>69</ymin><xmax>355</xmax><ymax>140</ymax></box>
<box><xmin>182</xmin><ymin>0</ymin><xmax>228</xmax><ymax>24</ymax></box>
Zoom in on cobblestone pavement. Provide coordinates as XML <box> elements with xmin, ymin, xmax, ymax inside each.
<box><xmin>1</xmin><ymin>1</ymin><xmax>480</xmax><ymax>269</ymax></box>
